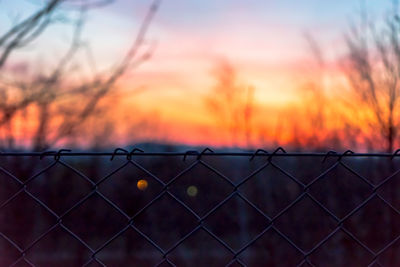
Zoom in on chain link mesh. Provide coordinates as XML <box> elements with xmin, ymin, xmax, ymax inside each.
<box><xmin>1</xmin><ymin>149</ymin><xmax>400</xmax><ymax>266</ymax></box>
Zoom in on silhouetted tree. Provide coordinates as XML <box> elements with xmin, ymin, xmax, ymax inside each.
<box><xmin>205</xmin><ymin>60</ymin><xmax>255</xmax><ymax>147</ymax></box>
<box><xmin>344</xmin><ymin>0</ymin><xmax>400</xmax><ymax>152</ymax></box>
<box><xmin>0</xmin><ymin>0</ymin><xmax>160</xmax><ymax>150</ymax></box>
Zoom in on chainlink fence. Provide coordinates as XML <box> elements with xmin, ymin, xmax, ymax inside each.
<box><xmin>2</xmin><ymin>148</ymin><xmax>400</xmax><ymax>266</ymax></box>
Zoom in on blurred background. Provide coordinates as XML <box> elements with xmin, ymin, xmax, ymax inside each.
<box><xmin>3</xmin><ymin>1</ymin><xmax>400</xmax><ymax>266</ymax></box>
<box><xmin>1</xmin><ymin>0</ymin><xmax>400</xmax><ymax>152</ymax></box>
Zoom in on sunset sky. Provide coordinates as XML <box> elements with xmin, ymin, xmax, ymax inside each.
<box><xmin>0</xmin><ymin>0</ymin><xmax>394</xmax><ymax>148</ymax></box>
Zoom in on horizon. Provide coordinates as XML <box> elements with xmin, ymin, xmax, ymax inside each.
<box><xmin>0</xmin><ymin>0</ymin><xmax>398</xmax><ymax>151</ymax></box>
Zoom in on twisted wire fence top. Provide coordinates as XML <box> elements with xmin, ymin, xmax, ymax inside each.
<box><xmin>1</xmin><ymin>148</ymin><xmax>400</xmax><ymax>266</ymax></box>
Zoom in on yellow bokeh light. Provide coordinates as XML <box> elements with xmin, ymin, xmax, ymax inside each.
<box><xmin>187</xmin><ymin>185</ymin><xmax>198</xmax><ymax>197</ymax></box>
<box><xmin>137</xmin><ymin>179</ymin><xmax>148</xmax><ymax>191</ymax></box>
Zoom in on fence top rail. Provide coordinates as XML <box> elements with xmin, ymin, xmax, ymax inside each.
<box><xmin>0</xmin><ymin>150</ymin><xmax>400</xmax><ymax>158</ymax></box>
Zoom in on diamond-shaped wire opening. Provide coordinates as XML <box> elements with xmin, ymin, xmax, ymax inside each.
<box><xmin>83</xmin><ymin>260</ymin><xmax>106</xmax><ymax>267</ymax></box>
<box><xmin>25</xmin><ymin>226</ymin><xmax>92</xmax><ymax>266</ymax></box>
<box><xmin>98</xmin><ymin>161</ymin><xmax>163</xmax><ymax>217</ymax></box>
<box><xmin>309</xmin><ymin>162</ymin><xmax>372</xmax><ymax>218</ymax></box>
<box><xmin>341</xmin><ymin>157</ymin><xmax>395</xmax><ymax>185</ymax></box>
<box><xmin>95</xmin><ymin>227</ymin><xmax>163</xmax><ymax>266</ymax></box>
<box><xmin>238</xmin><ymin>228</ymin><xmax>303</xmax><ymax>266</ymax></box>
<box><xmin>62</xmin><ymin>193</ymin><xmax>128</xmax><ymax>250</ymax></box>
<box><xmin>227</xmin><ymin>261</ymin><xmax>245</xmax><ymax>267</ymax></box>
<box><xmin>57</xmin><ymin>156</ymin><xmax>101</xmax><ymax>182</ymax></box>
<box><xmin>377</xmin><ymin>170</ymin><xmax>400</xmax><ymax>212</ymax></box>
<box><xmin>204</xmin><ymin>194</ymin><xmax>269</xmax><ymax>251</ymax></box>
<box><xmin>239</xmin><ymin>164</ymin><xmax>303</xmax><ymax>218</ymax></box>
<box><xmin>134</xmin><ymin>193</ymin><xmax>198</xmax><ymax>251</ymax></box>
<box><xmin>274</xmin><ymin>196</ymin><xmax>337</xmax><ymax>252</ymax></box>
<box><xmin>134</xmin><ymin>156</ymin><xmax>194</xmax><ymax>184</ymax></box>
<box><xmin>297</xmin><ymin>261</ymin><xmax>317</xmax><ymax>267</ymax></box>
<box><xmin>344</xmin><ymin>196</ymin><xmax>400</xmax><ymax>253</ymax></box>
<box><xmin>169</xmin><ymin>162</ymin><xmax>233</xmax><ymax>216</ymax></box>
<box><xmin>375</xmin><ymin>235</ymin><xmax>400</xmax><ymax>266</ymax></box>
<box><xmin>8</xmin><ymin>258</ymin><xmax>35</xmax><ymax>267</ymax></box>
<box><xmin>0</xmin><ymin>156</ymin><xmax>54</xmax><ymax>182</ymax></box>
<box><xmin>0</xmin><ymin>167</ymin><xmax>22</xmax><ymax>206</ymax></box>
<box><xmin>27</xmin><ymin>162</ymin><xmax>93</xmax><ymax>215</ymax></box>
<box><xmin>203</xmin><ymin>156</ymin><xmax>267</xmax><ymax>184</ymax></box>
<box><xmin>307</xmin><ymin>230</ymin><xmax>374</xmax><ymax>266</ymax></box>
<box><xmin>271</xmin><ymin>156</ymin><xmax>337</xmax><ymax>185</ymax></box>
<box><xmin>166</xmin><ymin>228</ymin><xmax>233</xmax><ymax>266</ymax></box>
<box><xmin>86</xmin><ymin>156</ymin><xmax>130</xmax><ymax>182</ymax></box>
<box><xmin>0</xmin><ymin>191</ymin><xmax>56</xmax><ymax>249</ymax></box>
<box><xmin>0</xmin><ymin>234</ymin><xmax>21</xmax><ymax>266</ymax></box>
<box><xmin>156</xmin><ymin>259</ymin><xmax>176</xmax><ymax>267</ymax></box>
